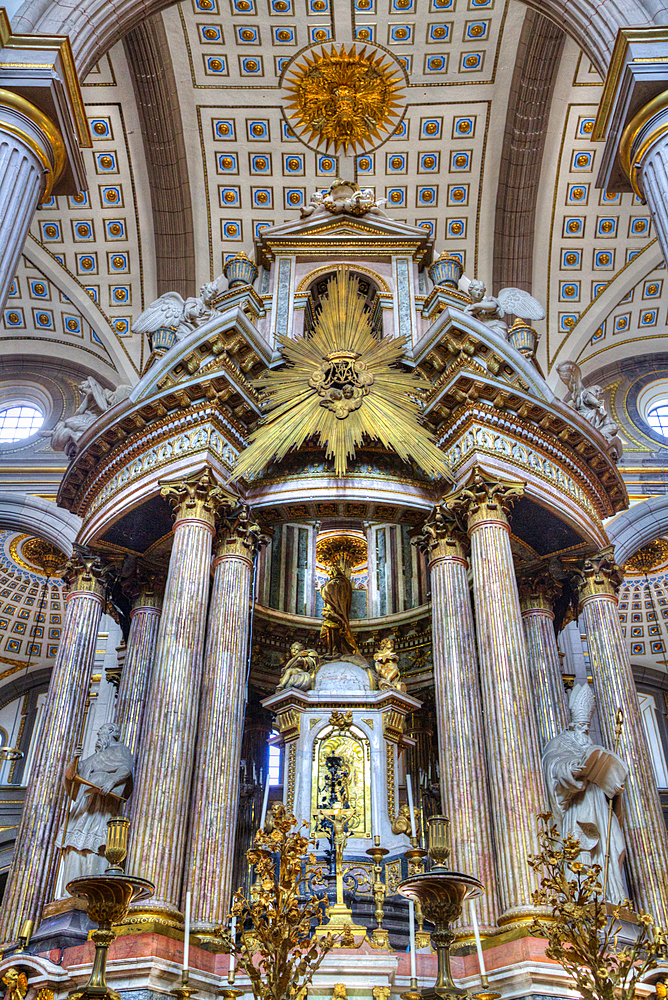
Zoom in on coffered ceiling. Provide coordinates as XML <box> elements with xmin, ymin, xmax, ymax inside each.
<box><xmin>0</xmin><ymin>0</ymin><xmax>665</xmax><ymax>397</ymax></box>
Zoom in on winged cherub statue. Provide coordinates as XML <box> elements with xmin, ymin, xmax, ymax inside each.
<box><xmin>462</xmin><ymin>279</ymin><xmax>545</xmax><ymax>337</ymax></box>
<box><xmin>131</xmin><ymin>279</ymin><xmax>223</xmax><ymax>343</ymax></box>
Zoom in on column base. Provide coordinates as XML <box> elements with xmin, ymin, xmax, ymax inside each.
<box><xmin>123</xmin><ymin>901</ymin><xmax>184</xmax><ymax>934</ymax></box>
<box><xmin>496</xmin><ymin>905</ymin><xmax>546</xmax><ymax>930</ymax></box>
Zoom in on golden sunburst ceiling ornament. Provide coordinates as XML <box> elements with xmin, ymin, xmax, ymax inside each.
<box><xmin>625</xmin><ymin>538</ymin><xmax>668</xmax><ymax>575</ymax></box>
<box><xmin>282</xmin><ymin>44</ymin><xmax>405</xmax><ymax>155</ymax></box>
<box><xmin>231</xmin><ymin>269</ymin><xmax>454</xmax><ymax>483</ymax></box>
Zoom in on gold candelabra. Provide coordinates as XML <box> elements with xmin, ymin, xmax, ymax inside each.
<box><xmin>398</xmin><ymin>816</ymin><xmax>484</xmax><ymax>1000</ymax></box>
<box><xmin>366</xmin><ymin>836</ymin><xmax>390</xmax><ymax>949</ymax></box>
<box><xmin>405</xmin><ymin>838</ymin><xmax>430</xmax><ymax>950</ymax></box>
<box><xmin>66</xmin><ymin>818</ymin><xmax>154</xmax><ymax>1000</ymax></box>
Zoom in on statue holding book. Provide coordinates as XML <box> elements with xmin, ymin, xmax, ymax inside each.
<box><xmin>541</xmin><ymin>683</ymin><xmax>628</xmax><ymax>902</ymax></box>
<box><xmin>55</xmin><ymin>723</ymin><xmax>134</xmax><ymax>892</ymax></box>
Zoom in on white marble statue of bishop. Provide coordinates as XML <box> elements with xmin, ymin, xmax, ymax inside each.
<box><xmin>55</xmin><ymin>723</ymin><xmax>134</xmax><ymax>893</ymax></box>
<box><xmin>541</xmin><ymin>683</ymin><xmax>628</xmax><ymax>902</ymax></box>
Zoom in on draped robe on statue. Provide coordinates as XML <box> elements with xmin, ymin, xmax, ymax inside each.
<box><xmin>542</xmin><ymin>727</ymin><xmax>628</xmax><ymax>902</ymax></box>
<box><xmin>320</xmin><ymin>567</ymin><xmax>359</xmax><ymax>655</ymax></box>
<box><xmin>56</xmin><ymin>739</ymin><xmax>134</xmax><ymax>891</ymax></box>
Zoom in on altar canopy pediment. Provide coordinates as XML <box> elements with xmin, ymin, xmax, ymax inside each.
<box><xmin>255</xmin><ymin>183</ymin><xmax>434</xmax><ymax>266</ymax></box>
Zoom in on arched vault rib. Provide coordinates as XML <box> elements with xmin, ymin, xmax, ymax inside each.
<box><xmin>123</xmin><ymin>15</ymin><xmax>196</xmax><ymax>301</ymax></box>
<box><xmin>493</xmin><ymin>8</ymin><xmax>564</xmax><ymax>295</ymax></box>
<box><xmin>8</xmin><ymin>0</ymin><xmax>668</xmax><ymax>84</ymax></box>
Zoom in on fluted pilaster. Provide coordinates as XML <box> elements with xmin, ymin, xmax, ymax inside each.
<box><xmin>449</xmin><ymin>468</ymin><xmax>546</xmax><ymax>924</ymax></box>
<box><xmin>0</xmin><ymin>550</ymin><xmax>105</xmax><ymax>943</ymax></box>
<box><xmin>186</xmin><ymin>505</ymin><xmax>266</xmax><ymax>937</ymax></box>
<box><xmin>114</xmin><ymin>571</ymin><xmax>164</xmax><ymax>756</ymax></box>
<box><xmin>416</xmin><ymin>504</ymin><xmax>498</xmax><ymax>932</ymax></box>
<box><xmin>0</xmin><ymin>92</ymin><xmax>66</xmax><ymax>310</ymax></box>
<box><xmin>127</xmin><ymin>470</ymin><xmax>233</xmax><ymax>925</ymax></box>
<box><xmin>573</xmin><ymin>548</ymin><xmax>668</xmax><ymax>922</ymax></box>
<box><xmin>518</xmin><ymin>570</ymin><xmax>568</xmax><ymax>747</ymax></box>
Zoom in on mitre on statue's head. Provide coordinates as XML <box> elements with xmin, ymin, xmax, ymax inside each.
<box><xmin>569</xmin><ymin>682</ymin><xmax>595</xmax><ymax>725</ymax></box>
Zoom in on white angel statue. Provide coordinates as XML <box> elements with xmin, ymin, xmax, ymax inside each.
<box><xmin>557</xmin><ymin>360</ymin><xmax>622</xmax><ymax>457</ymax></box>
<box><xmin>131</xmin><ymin>280</ymin><xmax>222</xmax><ymax>342</ymax></box>
<box><xmin>49</xmin><ymin>376</ymin><xmax>133</xmax><ymax>457</ymax></box>
<box><xmin>461</xmin><ymin>278</ymin><xmax>545</xmax><ymax>337</ymax></box>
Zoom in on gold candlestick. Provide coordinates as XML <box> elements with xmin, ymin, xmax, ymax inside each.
<box><xmin>399</xmin><ymin>979</ymin><xmax>421</xmax><ymax>1000</ymax></box>
<box><xmin>366</xmin><ymin>839</ymin><xmax>390</xmax><ymax>949</ymax></box>
<box><xmin>172</xmin><ymin>974</ymin><xmax>198</xmax><ymax>1000</ymax></box>
<box><xmin>404</xmin><ymin>844</ymin><xmax>429</xmax><ymax>949</ymax></box>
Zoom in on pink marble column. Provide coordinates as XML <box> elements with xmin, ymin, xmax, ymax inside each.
<box><xmin>450</xmin><ymin>468</ymin><xmax>547</xmax><ymax>926</ymax></box>
<box><xmin>574</xmin><ymin>548</ymin><xmax>668</xmax><ymax>923</ymax></box>
<box><xmin>185</xmin><ymin>506</ymin><xmax>264</xmax><ymax>938</ymax></box>
<box><xmin>518</xmin><ymin>571</ymin><xmax>569</xmax><ymax>747</ymax></box>
<box><xmin>416</xmin><ymin>506</ymin><xmax>498</xmax><ymax>932</ymax></box>
<box><xmin>127</xmin><ymin>471</ymin><xmax>230</xmax><ymax>926</ymax></box>
<box><xmin>0</xmin><ymin>552</ymin><xmax>105</xmax><ymax>944</ymax></box>
<box><xmin>114</xmin><ymin>572</ymin><xmax>164</xmax><ymax>756</ymax></box>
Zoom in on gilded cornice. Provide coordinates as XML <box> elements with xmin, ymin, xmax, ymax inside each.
<box><xmin>58</xmin><ymin>401</ymin><xmax>247</xmax><ymax>518</ymax></box>
<box><xmin>439</xmin><ymin>405</ymin><xmax>626</xmax><ymax>524</ymax></box>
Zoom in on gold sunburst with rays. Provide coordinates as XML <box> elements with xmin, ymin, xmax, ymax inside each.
<box><xmin>282</xmin><ymin>44</ymin><xmax>404</xmax><ymax>155</ymax></box>
<box><xmin>231</xmin><ymin>270</ymin><xmax>454</xmax><ymax>483</ymax></box>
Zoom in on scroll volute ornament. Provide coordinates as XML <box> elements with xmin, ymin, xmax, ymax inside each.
<box><xmin>517</xmin><ymin>568</ymin><xmax>560</xmax><ymax>613</ymax></box>
<box><xmin>570</xmin><ymin>545</ymin><xmax>624</xmax><ymax>604</ymax></box>
<box><xmin>160</xmin><ymin>469</ymin><xmax>235</xmax><ymax>527</ymax></box>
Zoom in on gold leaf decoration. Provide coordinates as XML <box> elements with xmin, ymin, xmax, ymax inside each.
<box><xmin>231</xmin><ymin>269</ymin><xmax>453</xmax><ymax>483</ymax></box>
<box><xmin>283</xmin><ymin>44</ymin><xmax>404</xmax><ymax>155</ymax></box>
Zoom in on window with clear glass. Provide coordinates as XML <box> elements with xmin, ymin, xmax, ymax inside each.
<box><xmin>647</xmin><ymin>403</ymin><xmax>668</xmax><ymax>436</ymax></box>
<box><xmin>0</xmin><ymin>405</ymin><xmax>44</xmax><ymax>442</ymax></box>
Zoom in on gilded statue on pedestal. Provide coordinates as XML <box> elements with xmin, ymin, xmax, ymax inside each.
<box><xmin>276</xmin><ymin>642</ymin><xmax>320</xmax><ymax>692</ymax></box>
<box><xmin>373</xmin><ymin>636</ymin><xmax>405</xmax><ymax>691</ymax></box>
<box><xmin>541</xmin><ymin>683</ymin><xmax>628</xmax><ymax>902</ymax></box>
<box><xmin>55</xmin><ymin>723</ymin><xmax>134</xmax><ymax>893</ymax></box>
<box><xmin>320</xmin><ymin>565</ymin><xmax>359</xmax><ymax>657</ymax></box>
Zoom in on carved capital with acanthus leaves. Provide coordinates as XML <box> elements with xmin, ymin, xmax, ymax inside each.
<box><xmin>161</xmin><ymin>469</ymin><xmax>234</xmax><ymax>529</ymax></box>
<box><xmin>570</xmin><ymin>545</ymin><xmax>624</xmax><ymax>605</ymax></box>
<box><xmin>215</xmin><ymin>501</ymin><xmax>269</xmax><ymax>560</ymax></box>
<box><xmin>413</xmin><ymin>500</ymin><xmax>468</xmax><ymax>563</ymax></box>
<box><xmin>62</xmin><ymin>546</ymin><xmax>107</xmax><ymax>599</ymax></box>
<box><xmin>517</xmin><ymin>567</ymin><xmax>560</xmax><ymax>615</ymax></box>
<box><xmin>445</xmin><ymin>467</ymin><xmax>524</xmax><ymax>530</ymax></box>
<box><xmin>125</xmin><ymin>566</ymin><xmax>166</xmax><ymax>612</ymax></box>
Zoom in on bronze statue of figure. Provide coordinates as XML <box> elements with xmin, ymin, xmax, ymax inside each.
<box><xmin>319</xmin><ymin>564</ymin><xmax>359</xmax><ymax>656</ymax></box>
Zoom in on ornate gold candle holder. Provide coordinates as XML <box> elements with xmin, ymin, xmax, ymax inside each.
<box><xmin>404</xmin><ymin>843</ymin><xmax>430</xmax><ymax>950</ymax></box>
<box><xmin>398</xmin><ymin>815</ymin><xmax>484</xmax><ymax>1000</ymax></box>
<box><xmin>366</xmin><ymin>839</ymin><xmax>390</xmax><ymax>949</ymax></box>
<box><xmin>66</xmin><ymin>819</ymin><xmax>154</xmax><ymax>1000</ymax></box>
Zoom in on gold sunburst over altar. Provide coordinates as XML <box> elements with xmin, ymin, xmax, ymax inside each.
<box><xmin>282</xmin><ymin>44</ymin><xmax>405</xmax><ymax>155</ymax></box>
<box><xmin>231</xmin><ymin>269</ymin><xmax>454</xmax><ymax>482</ymax></box>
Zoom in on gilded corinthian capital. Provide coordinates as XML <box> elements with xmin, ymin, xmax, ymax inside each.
<box><xmin>517</xmin><ymin>566</ymin><xmax>560</xmax><ymax>613</ymax></box>
<box><xmin>216</xmin><ymin>502</ymin><xmax>268</xmax><ymax>559</ymax></box>
<box><xmin>445</xmin><ymin>467</ymin><xmax>524</xmax><ymax>528</ymax></box>
<box><xmin>160</xmin><ymin>469</ymin><xmax>235</xmax><ymax>527</ymax></box>
<box><xmin>414</xmin><ymin>500</ymin><xmax>467</xmax><ymax>561</ymax></box>
<box><xmin>62</xmin><ymin>546</ymin><xmax>108</xmax><ymax>597</ymax></box>
<box><xmin>569</xmin><ymin>545</ymin><xmax>624</xmax><ymax>604</ymax></box>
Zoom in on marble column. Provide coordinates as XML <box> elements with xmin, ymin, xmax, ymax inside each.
<box><xmin>0</xmin><ymin>551</ymin><xmax>105</xmax><ymax>944</ymax></box>
<box><xmin>114</xmin><ymin>570</ymin><xmax>164</xmax><ymax>756</ymax></box>
<box><xmin>185</xmin><ymin>505</ymin><xmax>265</xmax><ymax>938</ymax></box>
<box><xmin>619</xmin><ymin>99</ymin><xmax>668</xmax><ymax>266</ymax></box>
<box><xmin>518</xmin><ymin>570</ymin><xmax>569</xmax><ymax>748</ymax></box>
<box><xmin>448</xmin><ymin>468</ymin><xmax>547</xmax><ymax>925</ymax></box>
<box><xmin>127</xmin><ymin>470</ymin><xmax>231</xmax><ymax>925</ymax></box>
<box><xmin>0</xmin><ymin>93</ymin><xmax>66</xmax><ymax>310</ymax></box>
<box><xmin>573</xmin><ymin>548</ymin><xmax>668</xmax><ymax>923</ymax></box>
<box><xmin>416</xmin><ymin>504</ymin><xmax>498</xmax><ymax>932</ymax></box>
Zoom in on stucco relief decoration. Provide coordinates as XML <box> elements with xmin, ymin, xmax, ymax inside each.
<box><xmin>231</xmin><ymin>269</ymin><xmax>454</xmax><ymax>482</ymax></box>
<box><xmin>282</xmin><ymin>44</ymin><xmax>405</xmax><ymax>155</ymax></box>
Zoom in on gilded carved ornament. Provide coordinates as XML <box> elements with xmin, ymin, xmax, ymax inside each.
<box><xmin>517</xmin><ymin>568</ymin><xmax>560</xmax><ymax>613</ymax></box>
<box><xmin>413</xmin><ymin>501</ymin><xmax>468</xmax><ymax>561</ymax></box>
<box><xmin>445</xmin><ymin>467</ymin><xmax>525</xmax><ymax>528</ymax></box>
<box><xmin>62</xmin><ymin>547</ymin><xmax>108</xmax><ymax>597</ymax></box>
<box><xmin>230</xmin><ymin>269</ymin><xmax>454</xmax><ymax>483</ymax></box>
<box><xmin>570</xmin><ymin>546</ymin><xmax>624</xmax><ymax>604</ymax></box>
<box><xmin>217</xmin><ymin>503</ymin><xmax>268</xmax><ymax>558</ymax></box>
<box><xmin>160</xmin><ymin>469</ymin><xmax>235</xmax><ymax>526</ymax></box>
